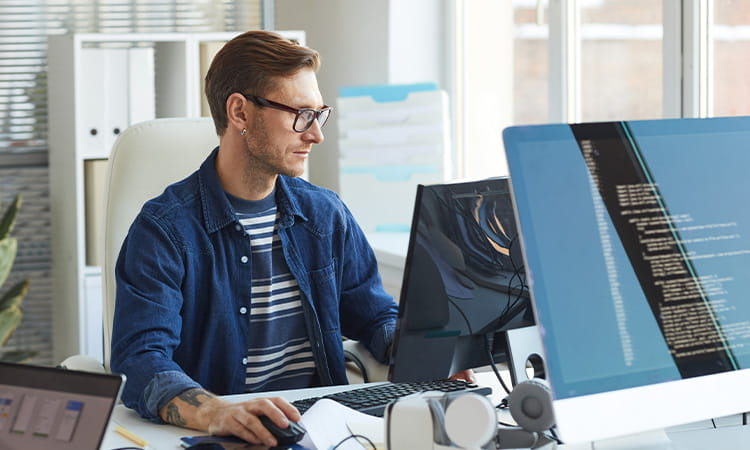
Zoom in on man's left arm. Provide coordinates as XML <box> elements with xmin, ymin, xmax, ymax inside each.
<box><xmin>337</xmin><ymin>211</ymin><xmax>399</xmax><ymax>363</ymax></box>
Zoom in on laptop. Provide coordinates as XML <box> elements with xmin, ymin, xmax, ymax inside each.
<box><xmin>0</xmin><ymin>361</ymin><xmax>124</xmax><ymax>450</ymax></box>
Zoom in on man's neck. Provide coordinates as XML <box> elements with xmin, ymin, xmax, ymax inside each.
<box><xmin>215</xmin><ymin>143</ymin><xmax>277</xmax><ymax>201</ymax></box>
<box><xmin>239</xmin><ymin>171</ymin><xmax>277</xmax><ymax>201</ymax></box>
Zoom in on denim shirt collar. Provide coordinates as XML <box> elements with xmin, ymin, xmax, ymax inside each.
<box><xmin>197</xmin><ymin>146</ymin><xmax>308</xmax><ymax>233</ymax></box>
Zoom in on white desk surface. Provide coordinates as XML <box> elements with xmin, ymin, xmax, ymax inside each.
<box><xmin>102</xmin><ymin>382</ymin><xmax>376</xmax><ymax>450</ymax></box>
<box><xmin>101</xmin><ymin>370</ymin><xmax>750</xmax><ymax>450</ymax></box>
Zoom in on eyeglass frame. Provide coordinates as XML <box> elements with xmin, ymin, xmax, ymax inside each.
<box><xmin>242</xmin><ymin>94</ymin><xmax>332</xmax><ymax>133</ymax></box>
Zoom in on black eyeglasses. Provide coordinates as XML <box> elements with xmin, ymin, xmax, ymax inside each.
<box><xmin>243</xmin><ymin>94</ymin><xmax>332</xmax><ymax>133</ymax></box>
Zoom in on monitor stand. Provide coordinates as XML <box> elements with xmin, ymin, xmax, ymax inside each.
<box><xmin>506</xmin><ymin>325</ymin><xmax>545</xmax><ymax>385</ymax></box>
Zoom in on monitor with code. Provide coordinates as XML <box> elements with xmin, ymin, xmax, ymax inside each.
<box><xmin>503</xmin><ymin>117</ymin><xmax>750</xmax><ymax>443</ymax></box>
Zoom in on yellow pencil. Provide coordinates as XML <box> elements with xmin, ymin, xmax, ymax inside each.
<box><xmin>115</xmin><ymin>425</ymin><xmax>149</xmax><ymax>448</ymax></box>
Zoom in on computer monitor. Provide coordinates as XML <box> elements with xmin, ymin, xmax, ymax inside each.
<box><xmin>388</xmin><ymin>177</ymin><xmax>535</xmax><ymax>383</ymax></box>
<box><xmin>503</xmin><ymin>117</ymin><xmax>750</xmax><ymax>444</ymax></box>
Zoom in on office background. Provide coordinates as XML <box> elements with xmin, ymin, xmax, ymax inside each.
<box><xmin>1</xmin><ymin>0</ymin><xmax>748</xmax><ymax>366</ymax></box>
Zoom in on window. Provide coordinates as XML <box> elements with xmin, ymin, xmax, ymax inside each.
<box><xmin>712</xmin><ymin>0</ymin><xmax>750</xmax><ymax>117</ymax></box>
<box><xmin>513</xmin><ymin>2</ymin><xmax>550</xmax><ymax>125</ymax></box>
<box><xmin>580</xmin><ymin>0</ymin><xmax>662</xmax><ymax>121</ymax></box>
<box><xmin>455</xmin><ymin>0</ymin><xmax>743</xmax><ymax>181</ymax></box>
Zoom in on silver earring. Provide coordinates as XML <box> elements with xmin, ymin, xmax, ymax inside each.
<box><xmin>240</xmin><ymin>128</ymin><xmax>247</xmax><ymax>136</ymax></box>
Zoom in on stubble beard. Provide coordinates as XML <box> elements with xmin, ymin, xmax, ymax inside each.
<box><xmin>242</xmin><ymin>118</ymin><xmax>304</xmax><ymax>180</ymax></box>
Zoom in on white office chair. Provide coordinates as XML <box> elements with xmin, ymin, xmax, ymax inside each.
<box><xmin>61</xmin><ymin>117</ymin><xmax>387</xmax><ymax>382</ymax></box>
<box><xmin>101</xmin><ymin>117</ymin><xmax>220</xmax><ymax>371</ymax></box>
<box><xmin>60</xmin><ymin>117</ymin><xmax>218</xmax><ymax>372</ymax></box>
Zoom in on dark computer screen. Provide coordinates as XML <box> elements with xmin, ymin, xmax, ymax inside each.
<box><xmin>389</xmin><ymin>177</ymin><xmax>534</xmax><ymax>382</ymax></box>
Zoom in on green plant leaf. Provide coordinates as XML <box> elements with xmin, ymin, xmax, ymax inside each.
<box><xmin>0</xmin><ymin>305</ymin><xmax>22</xmax><ymax>346</ymax></box>
<box><xmin>0</xmin><ymin>238</ymin><xmax>17</xmax><ymax>289</ymax></box>
<box><xmin>0</xmin><ymin>279</ymin><xmax>29</xmax><ymax>311</ymax></box>
<box><xmin>0</xmin><ymin>350</ymin><xmax>36</xmax><ymax>363</ymax></box>
<box><xmin>0</xmin><ymin>194</ymin><xmax>21</xmax><ymax>240</ymax></box>
<box><xmin>0</xmin><ymin>194</ymin><xmax>25</xmax><ymax>356</ymax></box>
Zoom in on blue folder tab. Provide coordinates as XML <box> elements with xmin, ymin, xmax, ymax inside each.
<box><xmin>340</xmin><ymin>165</ymin><xmax>438</xmax><ymax>182</ymax></box>
<box><xmin>338</xmin><ymin>82</ymin><xmax>438</xmax><ymax>102</ymax></box>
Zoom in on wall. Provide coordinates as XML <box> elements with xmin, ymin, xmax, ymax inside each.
<box><xmin>275</xmin><ymin>0</ymin><xmax>449</xmax><ymax>192</ymax></box>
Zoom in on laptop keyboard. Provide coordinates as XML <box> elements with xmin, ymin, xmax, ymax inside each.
<box><xmin>291</xmin><ymin>379</ymin><xmax>492</xmax><ymax>417</ymax></box>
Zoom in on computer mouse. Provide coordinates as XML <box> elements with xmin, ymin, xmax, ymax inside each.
<box><xmin>259</xmin><ymin>415</ymin><xmax>306</xmax><ymax>447</ymax></box>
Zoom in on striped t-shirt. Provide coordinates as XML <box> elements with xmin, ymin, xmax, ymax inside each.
<box><xmin>226</xmin><ymin>191</ymin><xmax>318</xmax><ymax>392</ymax></box>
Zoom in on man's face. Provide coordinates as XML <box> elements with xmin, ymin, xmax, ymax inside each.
<box><xmin>242</xmin><ymin>68</ymin><xmax>325</xmax><ymax>178</ymax></box>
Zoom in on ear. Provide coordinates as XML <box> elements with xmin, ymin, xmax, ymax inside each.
<box><xmin>226</xmin><ymin>92</ymin><xmax>251</xmax><ymax>134</ymax></box>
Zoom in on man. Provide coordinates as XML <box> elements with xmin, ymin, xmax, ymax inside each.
<box><xmin>110</xmin><ymin>30</ymin><xmax>398</xmax><ymax>447</ymax></box>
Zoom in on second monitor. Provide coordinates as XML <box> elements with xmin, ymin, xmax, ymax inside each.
<box><xmin>389</xmin><ymin>177</ymin><xmax>535</xmax><ymax>383</ymax></box>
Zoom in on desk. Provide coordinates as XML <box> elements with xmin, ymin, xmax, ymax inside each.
<box><xmin>101</xmin><ymin>371</ymin><xmax>506</xmax><ymax>449</ymax></box>
<box><xmin>102</xmin><ymin>383</ymin><xmax>382</xmax><ymax>450</ymax></box>
<box><xmin>101</xmin><ymin>371</ymin><xmax>750</xmax><ymax>450</ymax></box>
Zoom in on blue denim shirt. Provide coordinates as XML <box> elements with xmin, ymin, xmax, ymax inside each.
<box><xmin>110</xmin><ymin>148</ymin><xmax>398</xmax><ymax>422</ymax></box>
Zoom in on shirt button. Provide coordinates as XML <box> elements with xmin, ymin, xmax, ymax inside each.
<box><xmin>235</xmin><ymin>224</ymin><xmax>242</xmax><ymax>232</ymax></box>
<box><xmin>242</xmin><ymin>357</ymin><xmax>248</xmax><ymax>365</ymax></box>
<box><xmin>240</xmin><ymin>255</ymin><xmax>248</xmax><ymax>263</ymax></box>
<box><xmin>239</xmin><ymin>306</ymin><xmax>247</xmax><ymax>314</ymax></box>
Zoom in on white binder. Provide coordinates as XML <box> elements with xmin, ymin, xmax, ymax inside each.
<box><xmin>78</xmin><ymin>47</ymin><xmax>155</xmax><ymax>159</ymax></box>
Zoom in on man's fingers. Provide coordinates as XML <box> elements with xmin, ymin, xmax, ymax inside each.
<box><xmin>215</xmin><ymin>412</ymin><xmax>278</xmax><ymax>447</ymax></box>
<box><xmin>229</xmin><ymin>414</ymin><xmax>272</xmax><ymax>447</ymax></box>
<box><xmin>243</xmin><ymin>397</ymin><xmax>298</xmax><ymax>425</ymax></box>
<box><xmin>205</xmin><ymin>397</ymin><xmax>304</xmax><ymax>447</ymax></box>
<box><xmin>269</xmin><ymin>396</ymin><xmax>302</xmax><ymax>422</ymax></box>
<box><xmin>448</xmin><ymin>369</ymin><xmax>477</xmax><ymax>383</ymax></box>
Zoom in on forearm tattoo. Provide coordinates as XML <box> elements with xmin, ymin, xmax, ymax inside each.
<box><xmin>164</xmin><ymin>402</ymin><xmax>187</xmax><ymax>427</ymax></box>
<box><xmin>179</xmin><ymin>388</ymin><xmax>213</xmax><ymax>407</ymax></box>
<box><xmin>163</xmin><ymin>388</ymin><xmax>214</xmax><ymax>427</ymax></box>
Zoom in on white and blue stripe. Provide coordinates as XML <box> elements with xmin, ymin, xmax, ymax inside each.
<box><xmin>228</xmin><ymin>191</ymin><xmax>317</xmax><ymax>392</ymax></box>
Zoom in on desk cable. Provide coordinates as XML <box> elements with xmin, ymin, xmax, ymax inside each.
<box><xmin>485</xmin><ymin>332</ymin><xmax>512</xmax><ymax>395</ymax></box>
<box><xmin>330</xmin><ymin>433</ymin><xmax>376</xmax><ymax>449</ymax></box>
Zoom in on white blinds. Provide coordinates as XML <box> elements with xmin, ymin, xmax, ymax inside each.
<box><xmin>0</xmin><ymin>0</ymin><xmax>262</xmax><ymax>364</ymax></box>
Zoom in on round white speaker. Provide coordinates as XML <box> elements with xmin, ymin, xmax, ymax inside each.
<box><xmin>444</xmin><ymin>393</ymin><xmax>497</xmax><ymax>449</ymax></box>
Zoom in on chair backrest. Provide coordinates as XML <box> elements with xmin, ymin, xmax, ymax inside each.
<box><xmin>102</xmin><ymin>117</ymin><xmax>218</xmax><ymax>370</ymax></box>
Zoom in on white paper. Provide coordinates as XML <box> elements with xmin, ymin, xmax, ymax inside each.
<box><xmin>298</xmin><ymin>399</ymin><xmax>384</xmax><ymax>450</ymax></box>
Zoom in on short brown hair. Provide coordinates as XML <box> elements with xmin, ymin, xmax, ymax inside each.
<box><xmin>205</xmin><ymin>30</ymin><xmax>321</xmax><ymax>135</ymax></box>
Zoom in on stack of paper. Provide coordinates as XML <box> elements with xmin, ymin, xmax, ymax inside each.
<box><xmin>299</xmin><ymin>399</ymin><xmax>384</xmax><ymax>450</ymax></box>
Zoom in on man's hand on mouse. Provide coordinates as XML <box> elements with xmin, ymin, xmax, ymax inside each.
<box><xmin>199</xmin><ymin>396</ymin><xmax>301</xmax><ymax>447</ymax></box>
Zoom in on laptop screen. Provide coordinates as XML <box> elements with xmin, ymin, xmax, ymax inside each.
<box><xmin>0</xmin><ymin>362</ymin><xmax>124</xmax><ymax>450</ymax></box>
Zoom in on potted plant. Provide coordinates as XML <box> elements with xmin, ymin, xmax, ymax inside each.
<box><xmin>0</xmin><ymin>194</ymin><xmax>33</xmax><ymax>362</ymax></box>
